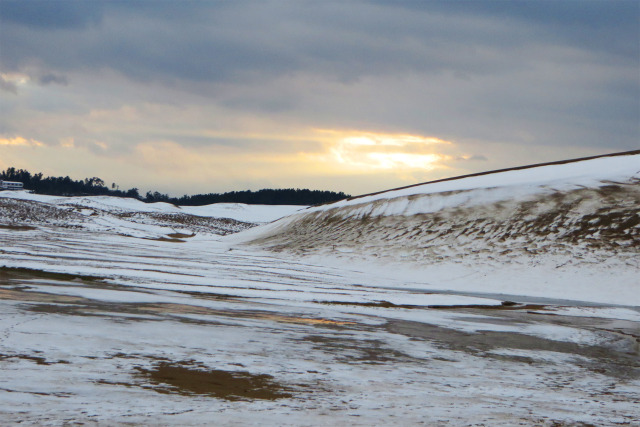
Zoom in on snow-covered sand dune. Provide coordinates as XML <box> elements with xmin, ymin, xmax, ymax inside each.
<box><xmin>0</xmin><ymin>191</ymin><xmax>305</xmax><ymax>238</ymax></box>
<box><xmin>236</xmin><ymin>151</ymin><xmax>640</xmax><ymax>305</ymax></box>
<box><xmin>0</xmin><ymin>152</ymin><xmax>638</xmax><ymax>425</ymax></box>
<box><xmin>0</xmin><ymin>191</ymin><xmax>305</xmax><ymax>224</ymax></box>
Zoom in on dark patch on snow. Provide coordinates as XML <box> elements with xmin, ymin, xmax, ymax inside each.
<box><xmin>135</xmin><ymin>361</ymin><xmax>294</xmax><ymax>400</ymax></box>
<box><xmin>166</xmin><ymin>232</ymin><xmax>196</xmax><ymax>239</ymax></box>
<box><xmin>314</xmin><ymin>299</ymin><xmax>546</xmax><ymax>311</ymax></box>
<box><xmin>301</xmin><ymin>335</ymin><xmax>416</xmax><ymax>365</ymax></box>
<box><xmin>0</xmin><ymin>353</ymin><xmax>69</xmax><ymax>366</ymax></box>
<box><xmin>95</xmin><ymin>358</ymin><xmax>296</xmax><ymax>400</ymax></box>
<box><xmin>0</xmin><ymin>224</ymin><xmax>37</xmax><ymax>231</ymax></box>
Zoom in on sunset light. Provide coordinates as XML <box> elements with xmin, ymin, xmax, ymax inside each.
<box><xmin>0</xmin><ymin>136</ymin><xmax>44</xmax><ymax>147</ymax></box>
<box><xmin>0</xmin><ymin>1</ymin><xmax>637</xmax><ymax>424</ymax></box>
<box><xmin>0</xmin><ymin>1</ymin><xmax>634</xmax><ymax>197</ymax></box>
<box><xmin>319</xmin><ymin>130</ymin><xmax>451</xmax><ymax>171</ymax></box>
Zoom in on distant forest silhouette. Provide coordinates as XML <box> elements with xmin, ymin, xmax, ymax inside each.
<box><xmin>0</xmin><ymin>167</ymin><xmax>350</xmax><ymax>206</ymax></box>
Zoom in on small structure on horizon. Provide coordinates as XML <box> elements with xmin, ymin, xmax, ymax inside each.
<box><xmin>0</xmin><ymin>180</ymin><xmax>24</xmax><ymax>190</ymax></box>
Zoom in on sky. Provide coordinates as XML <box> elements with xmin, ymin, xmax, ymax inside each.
<box><xmin>0</xmin><ymin>0</ymin><xmax>638</xmax><ymax>197</ymax></box>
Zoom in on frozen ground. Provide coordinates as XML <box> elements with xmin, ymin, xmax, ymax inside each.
<box><xmin>0</xmin><ymin>152</ymin><xmax>639</xmax><ymax>425</ymax></box>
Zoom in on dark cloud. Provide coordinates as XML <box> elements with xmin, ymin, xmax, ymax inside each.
<box><xmin>369</xmin><ymin>0</ymin><xmax>639</xmax><ymax>58</ymax></box>
<box><xmin>0</xmin><ymin>0</ymin><xmax>637</xmax><ymax>160</ymax></box>
<box><xmin>6</xmin><ymin>0</ymin><xmax>634</xmax><ymax>84</ymax></box>
<box><xmin>0</xmin><ymin>0</ymin><xmax>104</xmax><ymax>29</ymax></box>
<box><xmin>0</xmin><ymin>0</ymin><xmax>634</xmax><ymax>109</ymax></box>
<box><xmin>38</xmin><ymin>73</ymin><xmax>68</xmax><ymax>86</ymax></box>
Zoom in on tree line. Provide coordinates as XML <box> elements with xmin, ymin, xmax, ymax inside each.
<box><xmin>0</xmin><ymin>167</ymin><xmax>350</xmax><ymax>206</ymax></box>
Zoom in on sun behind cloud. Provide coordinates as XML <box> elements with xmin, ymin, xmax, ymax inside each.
<box><xmin>315</xmin><ymin>130</ymin><xmax>452</xmax><ymax>171</ymax></box>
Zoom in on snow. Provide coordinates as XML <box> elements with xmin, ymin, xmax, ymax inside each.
<box><xmin>230</xmin><ymin>152</ymin><xmax>639</xmax><ymax>307</ymax></box>
<box><xmin>300</xmin><ymin>255</ymin><xmax>640</xmax><ymax>307</ymax></box>
<box><xmin>315</xmin><ymin>152</ymin><xmax>640</xmax><ymax>213</ymax></box>
<box><xmin>0</xmin><ymin>153</ymin><xmax>638</xmax><ymax>425</ymax></box>
<box><xmin>181</xmin><ymin>203</ymin><xmax>306</xmax><ymax>223</ymax></box>
<box><xmin>0</xmin><ymin>223</ymin><xmax>638</xmax><ymax>424</ymax></box>
<box><xmin>0</xmin><ymin>190</ymin><xmax>304</xmax><ymax>223</ymax></box>
<box><xmin>542</xmin><ymin>306</ymin><xmax>640</xmax><ymax>322</ymax></box>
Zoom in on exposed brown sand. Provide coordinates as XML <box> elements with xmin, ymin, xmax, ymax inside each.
<box><xmin>134</xmin><ymin>361</ymin><xmax>294</xmax><ymax>400</ymax></box>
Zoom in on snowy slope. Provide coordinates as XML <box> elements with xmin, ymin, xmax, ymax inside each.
<box><xmin>0</xmin><ymin>191</ymin><xmax>306</xmax><ymax>240</ymax></box>
<box><xmin>236</xmin><ymin>151</ymin><xmax>639</xmax><ymax>237</ymax></box>
<box><xmin>232</xmin><ymin>151</ymin><xmax>640</xmax><ymax>305</ymax></box>
<box><xmin>317</xmin><ymin>151</ymin><xmax>640</xmax><ymax>213</ymax></box>
<box><xmin>0</xmin><ymin>191</ymin><xmax>304</xmax><ymax>224</ymax></box>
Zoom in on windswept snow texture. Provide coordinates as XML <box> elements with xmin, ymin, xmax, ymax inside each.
<box><xmin>0</xmin><ymin>191</ymin><xmax>305</xmax><ymax>223</ymax></box>
<box><xmin>0</xmin><ymin>154</ymin><xmax>639</xmax><ymax>426</ymax></box>
<box><xmin>240</xmin><ymin>152</ymin><xmax>640</xmax><ymax>306</ymax></box>
<box><xmin>0</xmin><ymin>192</ymin><xmax>304</xmax><ymax>238</ymax></box>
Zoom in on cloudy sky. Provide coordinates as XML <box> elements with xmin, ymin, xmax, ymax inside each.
<box><xmin>1</xmin><ymin>0</ymin><xmax>638</xmax><ymax>196</ymax></box>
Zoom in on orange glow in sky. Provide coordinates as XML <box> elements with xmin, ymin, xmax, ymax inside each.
<box><xmin>316</xmin><ymin>130</ymin><xmax>451</xmax><ymax>171</ymax></box>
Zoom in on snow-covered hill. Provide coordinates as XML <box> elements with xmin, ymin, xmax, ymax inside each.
<box><xmin>0</xmin><ymin>191</ymin><xmax>305</xmax><ymax>238</ymax></box>
<box><xmin>0</xmin><ymin>153</ymin><xmax>639</xmax><ymax>425</ymax></box>
<box><xmin>233</xmin><ymin>151</ymin><xmax>640</xmax><ymax>304</ymax></box>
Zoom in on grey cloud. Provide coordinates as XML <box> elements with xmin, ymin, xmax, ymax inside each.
<box><xmin>0</xmin><ymin>0</ymin><xmax>637</xmax><ymax>157</ymax></box>
<box><xmin>368</xmin><ymin>0</ymin><xmax>639</xmax><ymax>59</ymax></box>
<box><xmin>469</xmin><ymin>155</ymin><xmax>488</xmax><ymax>161</ymax></box>
<box><xmin>0</xmin><ymin>0</ymin><xmax>104</xmax><ymax>29</ymax></box>
<box><xmin>0</xmin><ymin>75</ymin><xmax>17</xmax><ymax>94</ymax></box>
<box><xmin>456</xmin><ymin>155</ymin><xmax>488</xmax><ymax>162</ymax></box>
<box><xmin>6</xmin><ymin>0</ymin><xmax>633</xmax><ymax>85</ymax></box>
<box><xmin>38</xmin><ymin>73</ymin><xmax>68</xmax><ymax>86</ymax></box>
<box><xmin>163</xmin><ymin>134</ymin><xmax>325</xmax><ymax>154</ymax></box>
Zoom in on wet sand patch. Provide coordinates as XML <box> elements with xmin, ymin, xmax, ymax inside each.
<box><xmin>314</xmin><ymin>300</ymin><xmax>419</xmax><ymax>309</ymax></box>
<box><xmin>0</xmin><ymin>353</ymin><xmax>69</xmax><ymax>366</ymax></box>
<box><xmin>387</xmin><ymin>318</ymin><xmax>640</xmax><ymax>379</ymax></box>
<box><xmin>0</xmin><ymin>288</ymin><xmax>85</xmax><ymax>304</ymax></box>
<box><xmin>4</xmin><ymin>283</ymin><xmax>354</xmax><ymax>328</ymax></box>
<box><xmin>429</xmin><ymin>301</ymin><xmax>547</xmax><ymax>311</ymax></box>
<box><xmin>314</xmin><ymin>299</ymin><xmax>545</xmax><ymax>311</ymax></box>
<box><xmin>167</xmin><ymin>232</ymin><xmax>196</xmax><ymax>239</ymax></box>
<box><xmin>148</xmin><ymin>237</ymin><xmax>186</xmax><ymax>243</ymax></box>
<box><xmin>95</xmin><ymin>358</ymin><xmax>297</xmax><ymax>401</ymax></box>
<box><xmin>118</xmin><ymin>234</ymin><xmax>187</xmax><ymax>243</ymax></box>
<box><xmin>0</xmin><ymin>224</ymin><xmax>37</xmax><ymax>231</ymax></box>
<box><xmin>302</xmin><ymin>335</ymin><xmax>415</xmax><ymax>364</ymax></box>
<box><xmin>177</xmin><ymin>290</ymin><xmax>244</xmax><ymax>301</ymax></box>
<box><xmin>134</xmin><ymin>361</ymin><xmax>294</xmax><ymax>400</ymax></box>
<box><xmin>25</xmin><ymin>303</ymin><xmax>160</xmax><ymax>320</ymax></box>
<box><xmin>0</xmin><ymin>266</ymin><xmax>108</xmax><ymax>284</ymax></box>
<box><xmin>140</xmin><ymin>303</ymin><xmax>355</xmax><ymax>326</ymax></box>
